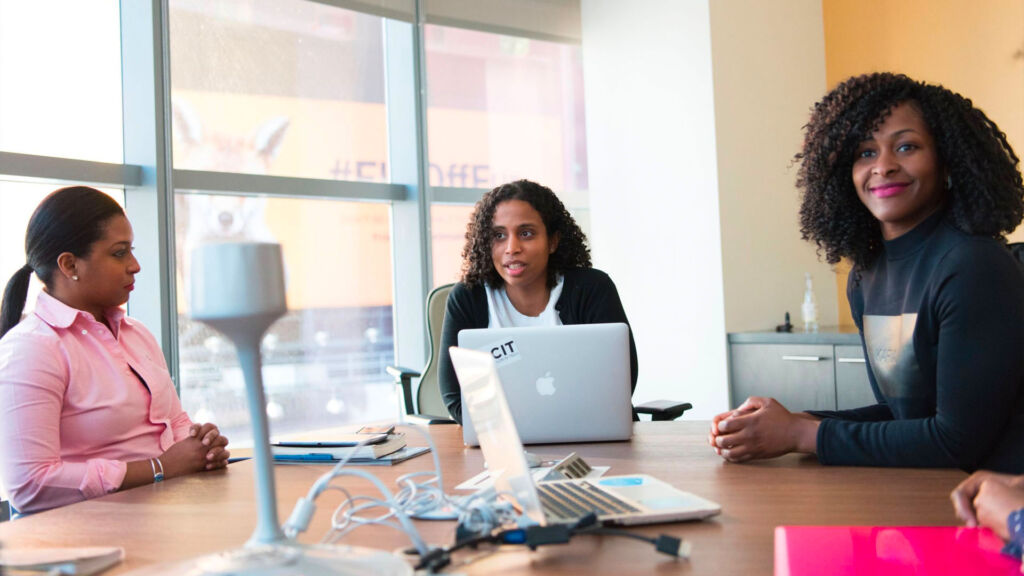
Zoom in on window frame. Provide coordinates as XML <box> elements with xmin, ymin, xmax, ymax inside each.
<box><xmin>0</xmin><ymin>0</ymin><xmax>579</xmax><ymax>403</ymax></box>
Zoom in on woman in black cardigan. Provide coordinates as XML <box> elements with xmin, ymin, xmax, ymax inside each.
<box><xmin>438</xmin><ymin>179</ymin><xmax>637</xmax><ymax>424</ymax></box>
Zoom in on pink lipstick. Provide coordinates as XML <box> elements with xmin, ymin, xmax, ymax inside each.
<box><xmin>871</xmin><ymin>183</ymin><xmax>909</xmax><ymax>198</ymax></box>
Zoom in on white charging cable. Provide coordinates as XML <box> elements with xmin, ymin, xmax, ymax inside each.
<box><xmin>281</xmin><ymin>423</ymin><xmax>472</xmax><ymax>555</ymax></box>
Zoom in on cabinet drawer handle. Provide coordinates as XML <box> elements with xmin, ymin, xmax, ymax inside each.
<box><xmin>781</xmin><ymin>355</ymin><xmax>823</xmax><ymax>362</ymax></box>
<box><xmin>838</xmin><ymin>357</ymin><xmax>866</xmax><ymax>364</ymax></box>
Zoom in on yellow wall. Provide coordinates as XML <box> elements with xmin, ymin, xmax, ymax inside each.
<box><xmin>822</xmin><ymin>0</ymin><xmax>1024</xmax><ymax>327</ymax></box>
<box><xmin>711</xmin><ymin>0</ymin><xmax>837</xmax><ymax>333</ymax></box>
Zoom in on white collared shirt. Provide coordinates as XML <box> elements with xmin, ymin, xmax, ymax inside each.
<box><xmin>0</xmin><ymin>291</ymin><xmax>192</xmax><ymax>514</ymax></box>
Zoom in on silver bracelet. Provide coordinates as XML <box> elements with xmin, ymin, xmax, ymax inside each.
<box><xmin>150</xmin><ymin>457</ymin><xmax>164</xmax><ymax>483</ymax></box>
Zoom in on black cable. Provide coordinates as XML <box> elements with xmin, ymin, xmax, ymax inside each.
<box><xmin>413</xmin><ymin>533</ymin><xmax>499</xmax><ymax>572</ymax></box>
<box><xmin>578</xmin><ymin>526</ymin><xmax>685</xmax><ymax>557</ymax></box>
<box><xmin>578</xmin><ymin>526</ymin><xmax>658</xmax><ymax>545</ymax></box>
<box><xmin>413</xmin><ymin>513</ymin><xmax>686</xmax><ymax>572</ymax></box>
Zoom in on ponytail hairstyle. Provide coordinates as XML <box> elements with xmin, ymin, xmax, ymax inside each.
<box><xmin>1</xmin><ymin>186</ymin><xmax>125</xmax><ymax>339</ymax></box>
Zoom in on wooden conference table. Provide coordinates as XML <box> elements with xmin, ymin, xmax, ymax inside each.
<box><xmin>0</xmin><ymin>422</ymin><xmax>967</xmax><ymax>575</ymax></box>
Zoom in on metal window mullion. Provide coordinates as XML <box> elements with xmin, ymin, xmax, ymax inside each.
<box><xmin>172</xmin><ymin>169</ymin><xmax>407</xmax><ymax>202</ymax></box>
<box><xmin>0</xmin><ymin>152</ymin><xmax>142</xmax><ymax>188</ymax></box>
<box><xmin>383</xmin><ymin>8</ymin><xmax>432</xmax><ymax>387</ymax></box>
<box><xmin>301</xmin><ymin>0</ymin><xmax>413</xmax><ymax>23</ymax></box>
<box><xmin>424</xmin><ymin>15</ymin><xmax>580</xmax><ymax>45</ymax></box>
<box><xmin>431</xmin><ymin>186</ymin><xmax>486</xmax><ymax>204</ymax></box>
<box><xmin>120</xmin><ymin>0</ymin><xmax>179</xmax><ymax>387</ymax></box>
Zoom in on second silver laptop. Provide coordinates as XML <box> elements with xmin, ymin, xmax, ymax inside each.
<box><xmin>457</xmin><ymin>323</ymin><xmax>634</xmax><ymax>446</ymax></box>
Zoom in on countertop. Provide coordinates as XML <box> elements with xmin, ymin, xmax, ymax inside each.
<box><xmin>727</xmin><ymin>326</ymin><xmax>861</xmax><ymax>345</ymax></box>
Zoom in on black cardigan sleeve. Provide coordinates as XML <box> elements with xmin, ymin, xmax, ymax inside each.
<box><xmin>559</xmin><ymin>269</ymin><xmax>639</xmax><ymax>395</ymax></box>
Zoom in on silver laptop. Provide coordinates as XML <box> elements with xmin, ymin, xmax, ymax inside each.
<box><xmin>457</xmin><ymin>323</ymin><xmax>633</xmax><ymax>446</ymax></box>
<box><xmin>450</xmin><ymin>346</ymin><xmax>721</xmax><ymax>526</ymax></box>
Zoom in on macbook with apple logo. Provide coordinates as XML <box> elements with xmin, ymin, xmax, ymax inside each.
<box><xmin>457</xmin><ymin>323</ymin><xmax>633</xmax><ymax>446</ymax></box>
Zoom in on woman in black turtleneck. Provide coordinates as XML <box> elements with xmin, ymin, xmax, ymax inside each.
<box><xmin>710</xmin><ymin>73</ymin><xmax>1024</xmax><ymax>473</ymax></box>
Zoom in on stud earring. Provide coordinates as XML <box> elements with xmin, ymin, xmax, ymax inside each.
<box><xmin>72</xmin><ymin>275</ymin><xmax>79</xmax><ymax>281</ymax></box>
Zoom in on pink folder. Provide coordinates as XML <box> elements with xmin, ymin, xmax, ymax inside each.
<box><xmin>775</xmin><ymin>526</ymin><xmax>1022</xmax><ymax>575</ymax></box>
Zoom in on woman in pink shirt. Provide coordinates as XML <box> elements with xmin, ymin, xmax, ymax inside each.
<box><xmin>0</xmin><ymin>186</ymin><xmax>230</xmax><ymax>514</ymax></box>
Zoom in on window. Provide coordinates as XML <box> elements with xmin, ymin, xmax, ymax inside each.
<box><xmin>424</xmin><ymin>25</ymin><xmax>588</xmax><ymax>193</ymax></box>
<box><xmin>175</xmin><ymin>193</ymin><xmax>397</xmax><ymax>441</ymax></box>
<box><xmin>0</xmin><ymin>0</ymin><xmax>588</xmax><ymax>447</ymax></box>
<box><xmin>169</xmin><ymin>0</ymin><xmax>399</xmax><ymax>441</ymax></box>
<box><xmin>424</xmin><ymin>25</ymin><xmax>589</xmax><ymax>287</ymax></box>
<box><xmin>0</xmin><ymin>0</ymin><xmax>122</xmax><ymax>162</ymax></box>
<box><xmin>430</xmin><ymin>204</ymin><xmax>473</xmax><ymax>287</ymax></box>
<box><xmin>169</xmin><ymin>0</ymin><xmax>388</xmax><ymax>181</ymax></box>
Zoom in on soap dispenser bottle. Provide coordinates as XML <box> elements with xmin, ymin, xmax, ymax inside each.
<box><xmin>801</xmin><ymin>272</ymin><xmax>819</xmax><ymax>333</ymax></box>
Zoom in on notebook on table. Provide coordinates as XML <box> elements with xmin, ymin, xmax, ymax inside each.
<box><xmin>449</xmin><ymin>346</ymin><xmax>720</xmax><ymax>526</ymax></box>
<box><xmin>271</xmin><ymin>433</ymin><xmax>405</xmax><ymax>460</ymax></box>
<box><xmin>775</xmin><ymin>526</ymin><xmax>1022</xmax><ymax>575</ymax></box>
<box><xmin>457</xmin><ymin>323</ymin><xmax>633</xmax><ymax>446</ymax></box>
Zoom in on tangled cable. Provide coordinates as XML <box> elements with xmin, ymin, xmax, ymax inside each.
<box><xmin>280</xmin><ymin>423</ymin><xmax>516</xmax><ymax>557</ymax></box>
<box><xmin>277</xmin><ymin>423</ymin><xmax>688</xmax><ymax>573</ymax></box>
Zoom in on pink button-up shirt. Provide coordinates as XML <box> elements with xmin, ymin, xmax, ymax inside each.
<box><xmin>0</xmin><ymin>291</ymin><xmax>192</xmax><ymax>513</ymax></box>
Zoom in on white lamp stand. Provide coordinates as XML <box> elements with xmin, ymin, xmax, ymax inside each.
<box><xmin>169</xmin><ymin>242</ymin><xmax>410</xmax><ymax>576</ymax></box>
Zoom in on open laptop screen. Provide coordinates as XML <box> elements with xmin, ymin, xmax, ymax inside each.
<box><xmin>449</xmin><ymin>346</ymin><xmax>546</xmax><ymax>525</ymax></box>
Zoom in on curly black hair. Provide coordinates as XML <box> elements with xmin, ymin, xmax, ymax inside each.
<box><xmin>460</xmin><ymin>179</ymin><xmax>591</xmax><ymax>289</ymax></box>
<box><xmin>796</xmin><ymin>72</ymin><xmax>1024</xmax><ymax>269</ymax></box>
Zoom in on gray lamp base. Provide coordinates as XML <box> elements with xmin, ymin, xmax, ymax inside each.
<box><xmin>183</xmin><ymin>245</ymin><xmax>412</xmax><ymax>576</ymax></box>
<box><xmin>129</xmin><ymin>543</ymin><xmax>412</xmax><ymax>576</ymax></box>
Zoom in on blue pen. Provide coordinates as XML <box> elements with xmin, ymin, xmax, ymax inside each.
<box><xmin>273</xmin><ymin>453</ymin><xmax>336</xmax><ymax>462</ymax></box>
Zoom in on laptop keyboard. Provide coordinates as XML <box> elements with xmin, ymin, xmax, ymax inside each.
<box><xmin>537</xmin><ymin>480</ymin><xmax>641</xmax><ymax>521</ymax></box>
<box><xmin>552</xmin><ymin>452</ymin><xmax>592</xmax><ymax>479</ymax></box>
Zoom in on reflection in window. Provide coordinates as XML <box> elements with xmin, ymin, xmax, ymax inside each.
<box><xmin>169</xmin><ymin>0</ymin><xmax>388</xmax><ymax>181</ymax></box>
<box><xmin>168</xmin><ymin>0</ymin><xmax>398</xmax><ymax>443</ymax></box>
<box><xmin>424</xmin><ymin>26</ymin><xmax>590</xmax><ymax>284</ymax></box>
<box><xmin>175</xmin><ymin>193</ymin><xmax>397</xmax><ymax>443</ymax></box>
<box><xmin>431</xmin><ymin>204</ymin><xmax>474</xmax><ymax>288</ymax></box>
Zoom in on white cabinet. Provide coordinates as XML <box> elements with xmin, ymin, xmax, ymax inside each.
<box><xmin>727</xmin><ymin>331</ymin><xmax>874</xmax><ymax>411</ymax></box>
<box><xmin>834</xmin><ymin>345</ymin><xmax>876</xmax><ymax>410</ymax></box>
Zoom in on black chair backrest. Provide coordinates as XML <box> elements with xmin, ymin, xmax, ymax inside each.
<box><xmin>1009</xmin><ymin>243</ymin><xmax>1024</xmax><ymax>267</ymax></box>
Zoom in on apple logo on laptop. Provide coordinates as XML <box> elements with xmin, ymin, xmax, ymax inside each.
<box><xmin>535</xmin><ymin>372</ymin><xmax>556</xmax><ymax>396</ymax></box>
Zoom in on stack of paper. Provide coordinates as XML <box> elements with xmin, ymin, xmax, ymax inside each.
<box><xmin>0</xmin><ymin>546</ymin><xmax>124</xmax><ymax>575</ymax></box>
<box><xmin>271</xmin><ymin>434</ymin><xmax>430</xmax><ymax>465</ymax></box>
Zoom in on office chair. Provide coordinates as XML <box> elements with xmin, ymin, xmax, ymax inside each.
<box><xmin>1009</xmin><ymin>242</ymin><xmax>1024</xmax><ymax>266</ymax></box>
<box><xmin>634</xmin><ymin>399</ymin><xmax>692</xmax><ymax>421</ymax></box>
<box><xmin>386</xmin><ymin>283</ymin><xmax>458</xmax><ymax>424</ymax></box>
